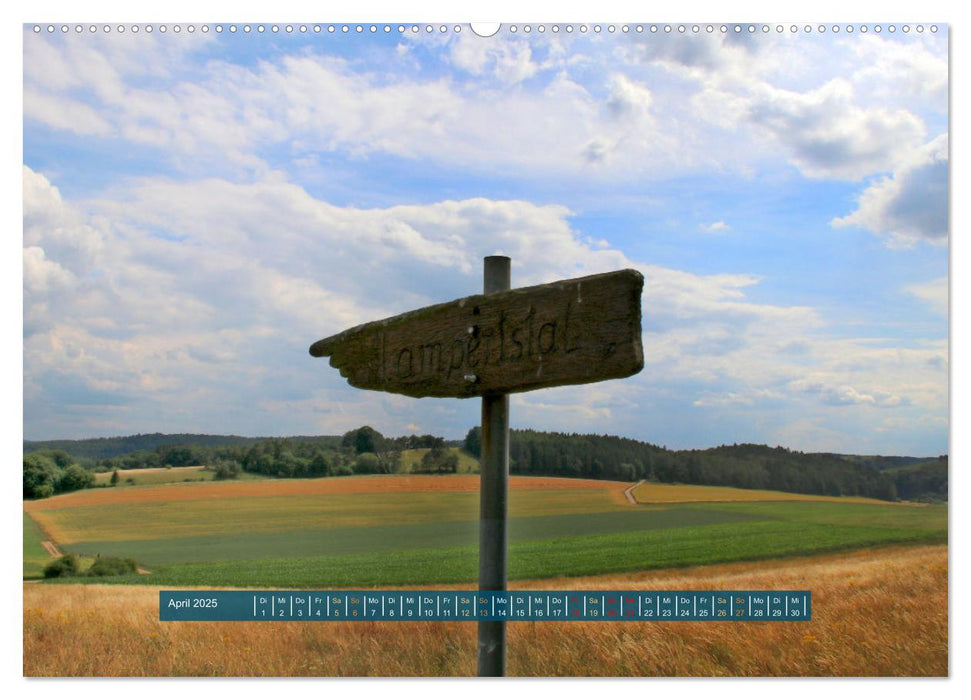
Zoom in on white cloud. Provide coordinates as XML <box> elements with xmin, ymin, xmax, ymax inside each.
<box><xmin>22</xmin><ymin>165</ymin><xmax>645</xmax><ymax>437</ymax></box>
<box><xmin>693</xmin><ymin>389</ymin><xmax>783</xmax><ymax>408</ymax></box>
<box><xmin>905</xmin><ymin>277</ymin><xmax>948</xmax><ymax>316</ymax></box>
<box><xmin>6</xmin><ymin>33</ymin><xmax>756</xmax><ymax>182</ymax></box>
<box><xmin>22</xmin><ymin>31</ymin><xmax>947</xmax><ymax>192</ymax></box>
<box><xmin>22</xmin><ymin>164</ymin><xmax>948</xmax><ymax>450</ymax></box>
<box><xmin>19</xmin><ymin>29</ymin><xmax>948</xmax><ymax>451</ymax></box>
<box><xmin>23</xmin><ymin>166</ymin><xmax>105</xmax><ymax>267</ymax></box>
<box><xmin>624</xmin><ymin>32</ymin><xmax>942</xmax><ymax>183</ymax></box>
<box><xmin>448</xmin><ymin>33</ymin><xmax>539</xmax><ymax>84</ymax></box>
<box><xmin>784</xmin><ymin>339</ymin><xmax>946</xmax><ymax>413</ymax></box>
<box><xmin>23</xmin><ymin>247</ymin><xmax>75</xmax><ymax>295</ymax></box>
<box><xmin>700</xmin><ymin>221</ymin><xmax>730</xmax><ymax>234</ymax></box>
<box><xmin>23</xmin><ymin>89</ymin><xmax>114</xmax><ymax>136</ymax></box>
<box><xmin>26</xmin><ymin>164</ymin><xmax>895</xmax><ymax>442</ymax></box>
<box><xmin>831</xmin><ymin>134</ymin><xmax>948</xmax><ymax>245</ymax></box>
<box><xmin>849</xmin><ymin>35</ymin><xmax>949</xmax><ymax>108</ymax></box>
<box><xmin>745</xmin><ymin>78</ymin><xmax>927</xmax><ymax>180</ymax></box>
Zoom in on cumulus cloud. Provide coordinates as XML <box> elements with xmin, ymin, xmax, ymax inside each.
<box><xmin>20</xmin><ymin>29</ymin><xmax>948</xmax><ymax>451</ymax></box>
<box><xmin>623</xmin><ymin>32</ymin><xmax>943</xmax><ymax>183</ymax></box>
<box><xmin>787</xmin><ymin>380</ymin><xmax>905</xmax><ymax>408</ymax></box>
<box><xmin>13</xmin><ymin>32</ymin><xmax>749</xmax><ymax>183</ymax></box>
<box><xmin>22</xmin><ymin>164</ymin><xmax>949</xmax><ymax>449</ymax></box>
<box><xmin>24</xmin><ymin>30</ymin><xmax>948</xmax><ymax>194</ymax></box>
<box><xmin>849</xmin><ymin>35</ymin><xmax>949</xmax><ymax>107</ymax></box>
<box><xmin>22</xmin><ymin>165</ymin><xmax>643</xmax><ymax>436</ymax></box>
<box><xmin>746</xmin><ymin>78</ymin><xmax>927</xmax><ymax>180</ymax></box>
<box><xmin>448</xmin><ymin>33</ymin><xmax>539</xmax><ymax>84</ymax></box>
<box><xmin>23</xmin><ymin>166</ymin><xmax>105</xmax><ymax>268</ymax></box>
<box><xmin>832</xmin><ymin>134</ymin><xmax>948</xmax><ymax>245</ymax></box>
<box><xmin>23</xmin><ymin>247</ymin><xmax>74</xmax><ymax>295</ymax></box>
<box><xmin>29</xmin><ymin>164</ymin><xmax>931</xmax><ymax>443</ymax></box>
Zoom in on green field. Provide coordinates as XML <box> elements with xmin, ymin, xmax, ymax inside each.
<box><xmin>92</xmin><ymin>465</ymin><xmax>267</xmax><ymax>487</ymax></box>
<box><xmin>64</xmin><ymin>506</ymin><xmax>763</xmax><ymax>564</ymax></box>
<box><xmin>23</xmin><ymin>513</ymin><xmax>50</xmax><ymax>579</ymax></box>
<box><xmin>87</xmin><ymin>518</ymin><xmax>943</xmax><ymax>588</ymax></box>
<box><xmin>27</xmin><ymin>476</ymin><xmax>946</xmax><ymax>587</ymax></box>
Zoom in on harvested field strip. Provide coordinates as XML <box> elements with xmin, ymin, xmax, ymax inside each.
<box><xmin>30</xmin><ymin>487</ymin><xmax>629</xmax><ymax>545</ymax></box>
<box><xmin>25</xmin><ymin>474</ymin><xmax>628</xmax><ymax>512</ymax></box>
<box><xmin>23</xmin><ymin>513</ymin><xmax>51</xmax><ymax>579</ymax></box>
<box><xmin>632</xmin><ymin>482</ymin><xmax>900</xmax><ymax>506</ymax></box>
<box><xmin>23</xmin><ymin>544</ymin><xmax>947</xmax><ymax>676</ymax></box>
<box><xmin>65</xmin><ymin>519</ymin><xmax>944</xmax><ymax>588</ymax></box>
<box><xmin>64</xmin><ymin>506</ymin><xmax>765</xmax><ymax>565</ymax></box>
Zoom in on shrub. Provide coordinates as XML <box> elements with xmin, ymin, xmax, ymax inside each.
<box><xmin>58</xmin><ymin>464</ymin><xmax>95</xmax><ymax>493</ymax></box>
<box><xmin>33</xmin><ymin>483</ymin><xmax>55</xmax><ymax>499</ymax></box>
<box><xmin>87</xmin><ymin>556</ymin><xmax>139</xmax><ymax>577</ymax></box>
<box><xmin>212</xmin><ymin>459</ymin><xmax>241</xmax><ymax>480</ymax></box>
<box><xmin>43</xmin><ymin>554</ymin><xmax>80</xmax><ymax>579</ymax></box>
<box><xmin>353</xmin><ymin>453</ymin><xmax>381</xmax><ymax>474</ymax></box>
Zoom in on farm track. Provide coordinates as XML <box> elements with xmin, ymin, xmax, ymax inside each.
<box><xmin>40</xmin><ymin>540</ymin><xmax>62</xmax><ymax>558</ymax></box>
<box><xmin>30</xmin><ymin>515</ymin><xmax>152</xmax><ymax>577</ymax></box>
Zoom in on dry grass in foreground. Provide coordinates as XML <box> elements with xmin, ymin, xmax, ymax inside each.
<box><xmin>23</xmin><ymin>544</ymin><xmax>946</xmax><ymax>677</ymax></box>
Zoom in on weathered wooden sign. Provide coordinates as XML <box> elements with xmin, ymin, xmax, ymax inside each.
<box><xmin>309</xmin><ymin>269</ymin><xmax>644</xmax><ymax>398</ymax></box>
<box><xmin>310</xmin><ymin>259</ymin><xmax>644</xmax><ymax>677</ymax></box>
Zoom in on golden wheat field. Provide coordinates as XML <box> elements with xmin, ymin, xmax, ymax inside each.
<box><xmin>631</xmin><ymin>482</ymin><xmax>901</xmax><ymax>506</ymax></box>
<box><xmin>25</xmin><ymin>474</ymin><xmax>629</xmax><ymax>514</ymax></box>
<box><xmin>23</xmin><ymin>543</ymin><xmax>947</xmax><ymax>677</ymax></box>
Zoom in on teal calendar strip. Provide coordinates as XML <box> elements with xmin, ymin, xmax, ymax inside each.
<box><xmin>160</xmin><ymin>590</ymin><xmax>811</xmax><ymax>622</ymax></box>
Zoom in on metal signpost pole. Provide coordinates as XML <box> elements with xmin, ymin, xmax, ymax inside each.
<box><xmin>477</xmin><ymin>255</ymin><xmax>510</xmax><ymax>677</ymax></box>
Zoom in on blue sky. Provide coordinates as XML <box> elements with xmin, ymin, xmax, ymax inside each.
<box><xmin>21</xmin><ymin>21</ymin><xmax>949</xmax><ymax>455</ymax></box>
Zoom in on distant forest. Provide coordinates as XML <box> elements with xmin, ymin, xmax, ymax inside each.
<box><xmin>24</xmin><ymin>428</ymin><xmax>947</xmax><ymax>502</ymax></box>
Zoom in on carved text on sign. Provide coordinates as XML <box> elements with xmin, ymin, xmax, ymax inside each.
<box><xmin>310</xmin><ymin>269</ymin><xmax>643</xmax><ymax>398</ymax></box>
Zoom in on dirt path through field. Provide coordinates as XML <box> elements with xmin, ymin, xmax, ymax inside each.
<box><xmin>623</xmin><ymin>480</ymin><xmax>644</xmax><ymax>505</ymax></box>
<box><xmin>37</xmin><ymin>531</ymin><xmax>150</xmax><ymax>575</ymax></box>
<box><xmin>40</xmin><ymin>540</ymin><xmax>62</xmax><ymax>557</ymax></box>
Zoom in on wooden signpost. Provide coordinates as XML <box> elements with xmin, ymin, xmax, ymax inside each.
<box><xmin>310</xmin><ymin>257</ymin><xmax>644</xmax><ymax>676</ymax></box>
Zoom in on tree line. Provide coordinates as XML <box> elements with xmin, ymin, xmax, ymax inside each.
<box><xmin>465</xmin><ymin>428</ymin><xmax>943</xmax><ymax>502</ymax></box>
<box><xmin>23</xmin><ymin>451</ymin><xmax>96</xmax><ymax>499</ymax></box>
<box><xmin>23</xmin><ymin>427</ymin><xmax>459</xmax><ymax>497</ymax></box>
<box><xmin>24</xmin><ymin>427</ymin><xmax>947</xmax><ymax>502</ymax></box>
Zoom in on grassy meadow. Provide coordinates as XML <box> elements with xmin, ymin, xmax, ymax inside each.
<box><xmin>399</xmin><ymin>447</ymin><xmax>481</xmax><ymax>473</ymax></box>
<box><xmin>23</xmin><ymin>512</ymin><xmax>51</xmax><ymax>579</ymax></box>
<box><xmin>24</xmin><ymin>474</ymin><xmax>946</xmax><ymax>588</ymax></box>
<box><xmin>87</xmin><ymin>447</ymin><xmax>478</xmax><ymax>488</ymax></box>
<box><xmin>23</xmin><ymin>543</ymin><xmax>947</xmax><ymax>676</ymax></box>
<box><xmin>91</xmin><ymin>465</ymin><xmax>267</xmax><ymax>486</ymax></box>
